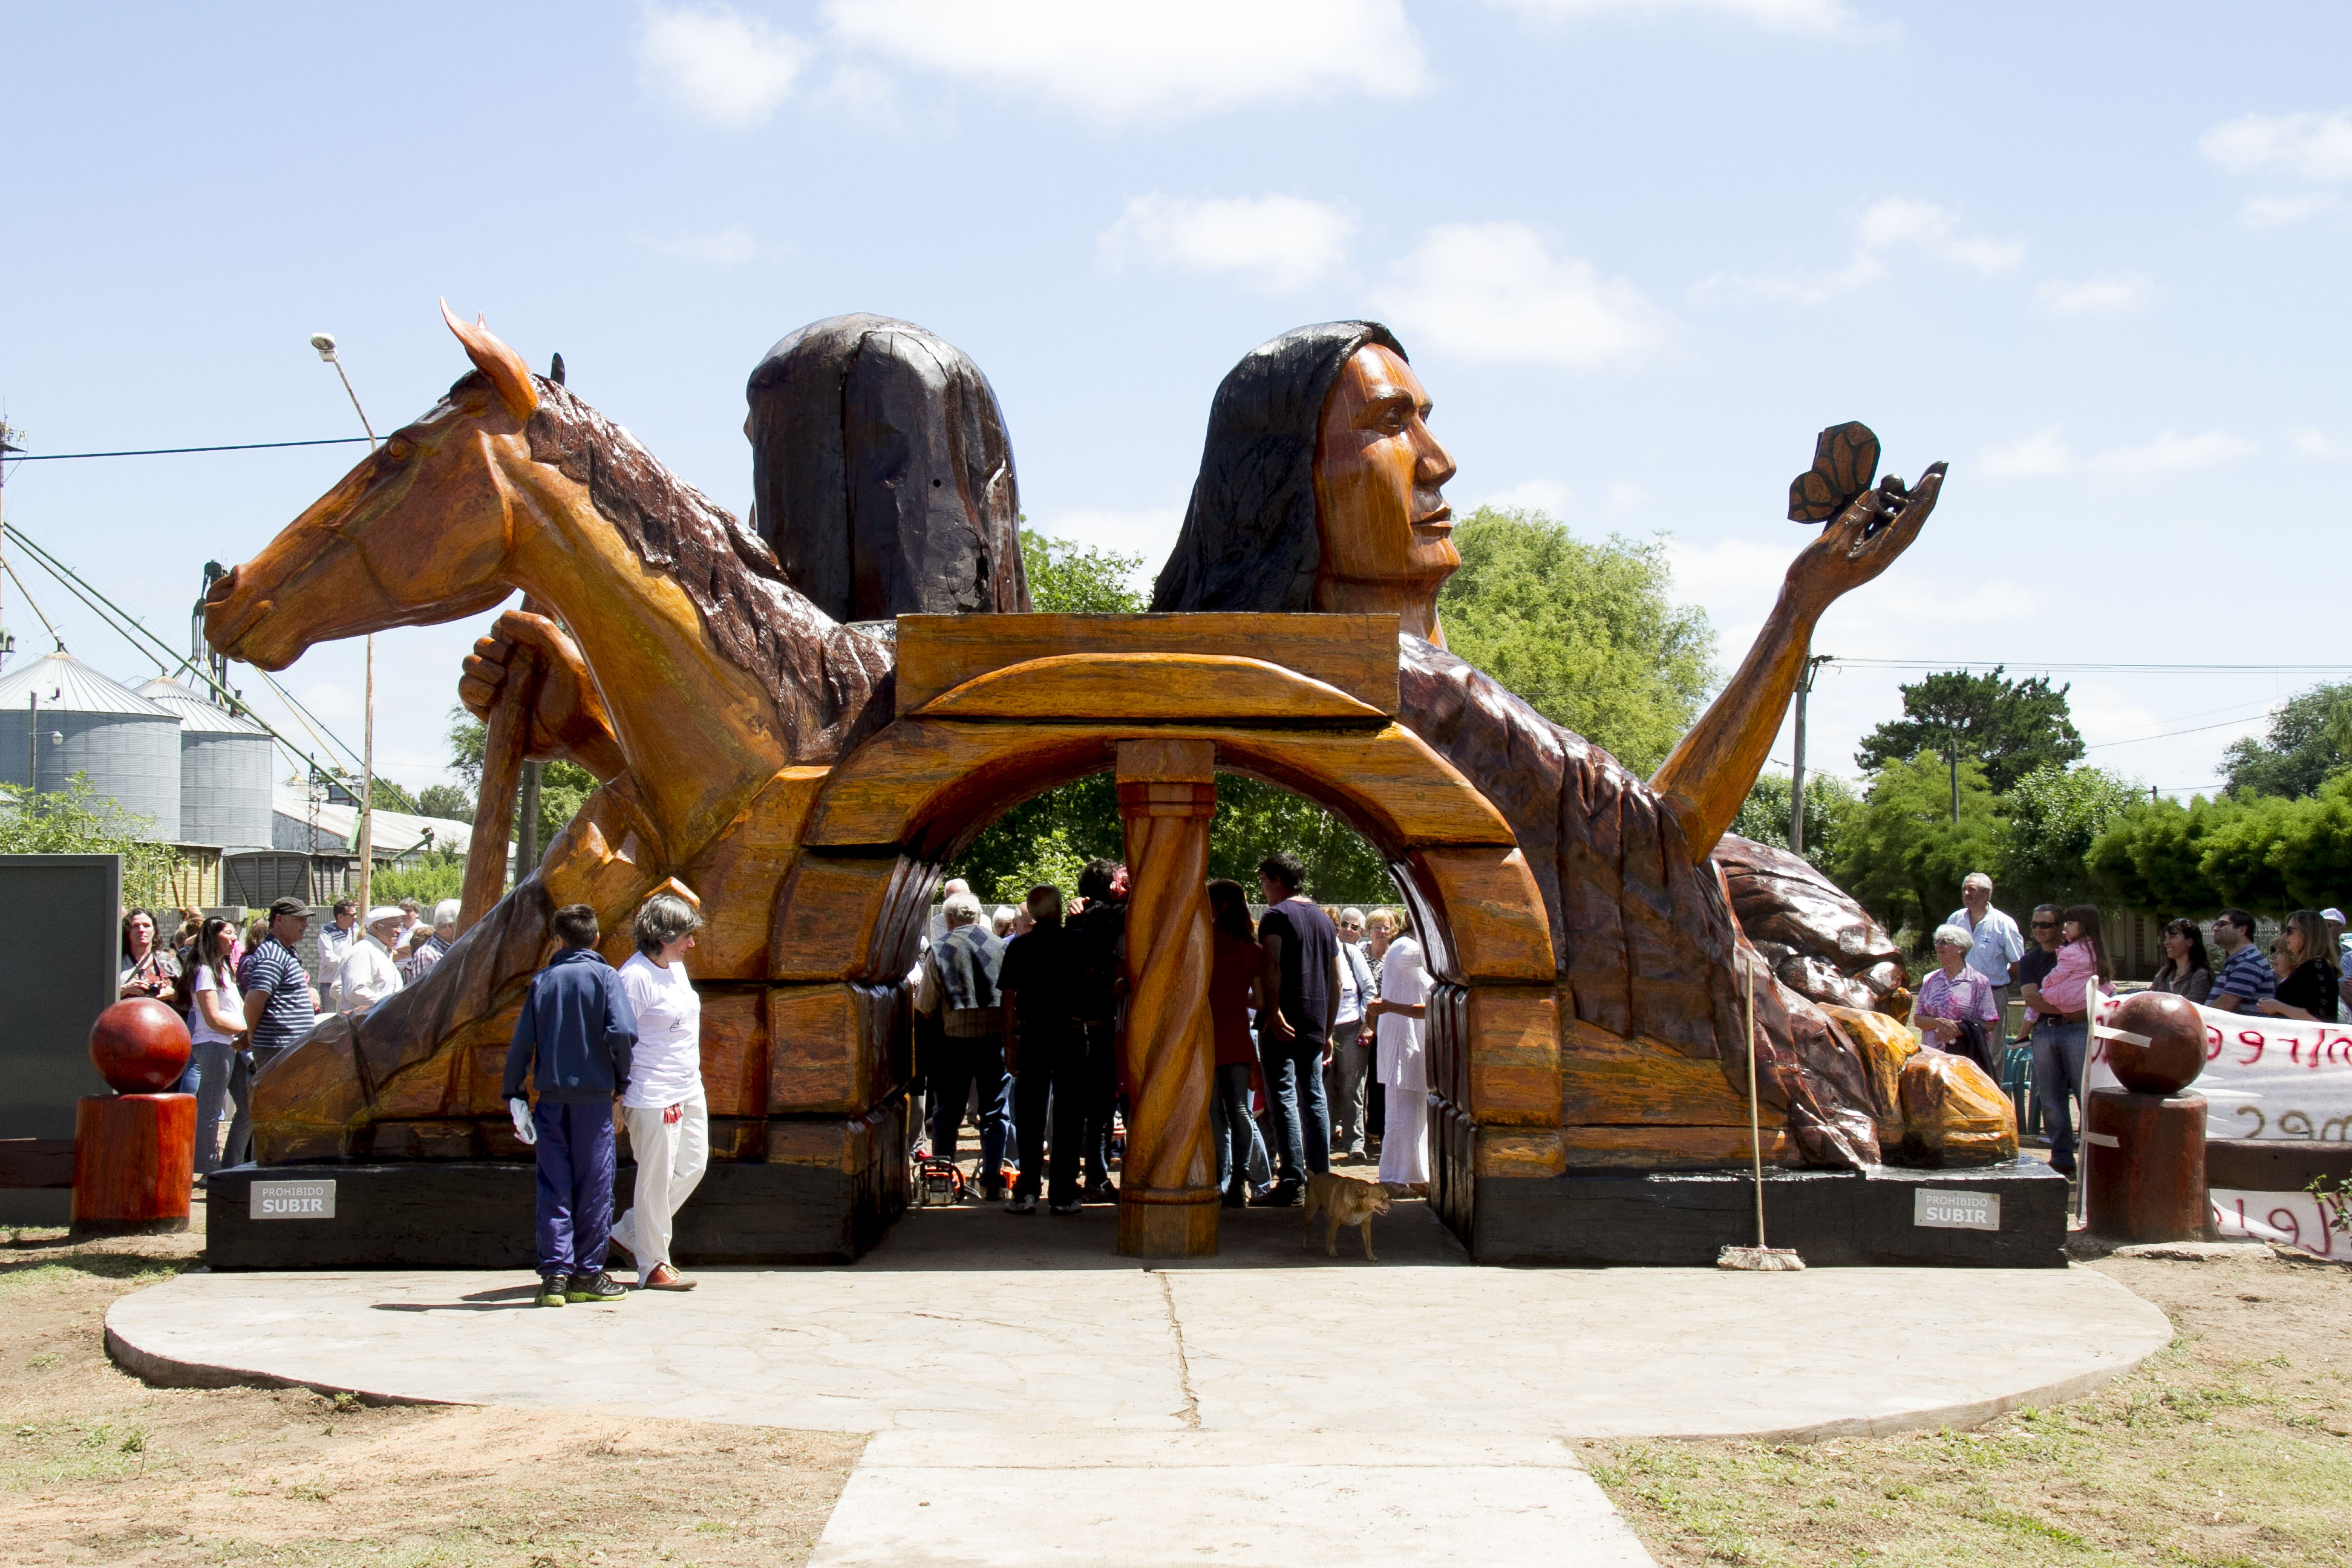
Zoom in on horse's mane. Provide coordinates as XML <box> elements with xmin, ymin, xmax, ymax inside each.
<box><xmin>494</xmin><ymin>371</ymin><xmax>895</xmax><ymax>761</ymax></box>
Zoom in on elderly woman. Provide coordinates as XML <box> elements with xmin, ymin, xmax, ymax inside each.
<box><xmin>399</xmin><ymin>898</ymin><xmax>461</xmax><ymax>985</ymax></box>
<box><xmin>1915</xmin><ymin>923</ymin><xmax>2004</xmax><ymax>1076</ymax></box>
<box><xmin>338</xmin><ymin>906</ymin><xmax>407</xmax><ymax>1016</ymax></box>
<box><xmin>608</xmin><ymin>892</ymin><xmax>707</xmax><ymax>1292</ymax></box>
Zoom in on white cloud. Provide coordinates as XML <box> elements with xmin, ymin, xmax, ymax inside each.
<box><xmin>1375</xmin><ymin>223</ymin><xmax>1674</xmax><ymax>371</ymax></box>
<box><xmin>1478</xmin><ymin>479</ymin><xmax>1574</xmax><ymax>514</ymax></box>
<box><xmin>633</xmin><ymin>226</ymin><xmax>760</xmax><ymax>266</ymax></box>
<box><xmin>1098</xmin><ymin>194</ymin><xmax>1356</xmax><ymax>293</ymax></box>
<box><xmin>2089</xmin><ymin>430</ymin><xmax>2256</xmax><ymax>474</ymax></box>
<box><xmin>2290</xmin><ymin>428</ymin><xmax>2347</xmax><ymax>458</ymax></box>
<box><xmin>640</xmin><ymin>7</ymin><xmax>811</xmax><ymax>129</ymax></box>
<box><xmin>1981</xmin><ymin>426</ymin><xmax>2074</xmax><ymax>479</ymax></box>
<box><xmin>2198</xmin><ymin>109</ymin><xmax>2352</xmax><ymax>181</ymax></box>
<box><xmin>2033</xmin><ymin>270</ymin><xmax>2160</xmax><ymax>318</ymax></box>
<box><xmin>1696</xmin><ymin>195</ymin><xmax>2022</xmax><ymax>305</ymax></box>
<box><xmin>2238</xmin><ymin>191</ymin><xmax>2340</xmax><ymax>229</ymax></box>
<box><xmin>1979</xmin><ymin>426</ymin><xmax>2255</xmax><ymax>479</ymax></box>
<box><xmin>1491</xmin><ymin>0</ymin><xmax>1861</xmax><ymax>34</ymax></box>
<box><xmin>1604</xmin><ymin>482</ymin><xmax>1650</xmax><ymax>515</ymax></box>
<box><xmin>823</xmin><ymin>0</ymin><xmax>1428</xmax><ymax>125</ymax></box>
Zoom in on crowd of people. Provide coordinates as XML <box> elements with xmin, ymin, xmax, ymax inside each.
<box><xmin>118</xmin><ymin>893</ymin><xmax>463</xmax><ymax>1184</ymax></box>
<box><xmin>1911</xmin><ymin>872</ymin><xmax>2347</xmax><ymax>1177</ymax></box>
<box><xmin>907</xmin><ymin>852</ymin><xmax>1433</xmax><ymax>1216</ymax></box>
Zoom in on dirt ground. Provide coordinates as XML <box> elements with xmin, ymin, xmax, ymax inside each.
<box><xmin>1585</xmin><ymin>1244</ymin><xmax>2352</xmax><ymax>1567</ymax></box>
<box><xmin>0</xmin><ymin>1206</ymin><xmax>862</xmax><ymax>1567</ymax></box>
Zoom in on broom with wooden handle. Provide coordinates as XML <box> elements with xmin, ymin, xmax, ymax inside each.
<box><xmin>1719</xmin><ymin>960</ymin><xmax>1806</xmax><ymax>1271</ymax></box>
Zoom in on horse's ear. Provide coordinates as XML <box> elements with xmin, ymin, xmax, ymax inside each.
<box><xmin>439</xmin><ymin>298</ymin><xmax>539</xmax><ymax>421</ymax></box>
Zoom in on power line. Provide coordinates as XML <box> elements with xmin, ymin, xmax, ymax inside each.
<box><xmin>1832</xmin><ymin>658</ymin><xmax>2352</xmax><ymax>675</ymax></box>
<box><xmin>0</xmin><ymin>436</ymin><xmax>374</xmax><ymax>463</ymax></box>
<box><xmin>1</xmin><ymin>557</ymin><xmax>65</xmax><ymax>649</ymax></box>
<box><xmin>2085</xmin><ymin>715</ymin><xmax>2275</xmax><ymax>750</ymax></box>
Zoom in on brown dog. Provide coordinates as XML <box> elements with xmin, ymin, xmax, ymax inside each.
<box><xmin>1303</xmin><ymin>1171</ymin><xmax>1393</xmax><ymax>1260</ymax></box>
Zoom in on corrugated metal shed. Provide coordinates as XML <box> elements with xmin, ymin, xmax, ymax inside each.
<box><xmin>0</xmin><ymin>653</ymin><xmax>183</xmax><ymax>839</ymax></box>
<box><xmin>269</xmin><ymin>779</ymin><xmax>478</xmax><ymax>861</ymax></box>
<box><xmin>137</xmin><ymin>678</ymin><xmax>275</xmax><ymax>852</ymax></box>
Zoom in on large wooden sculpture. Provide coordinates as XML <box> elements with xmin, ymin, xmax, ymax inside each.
<box><xmin>204</xmin><ymin>305</ymin><xmax>2048</xmax><ymax>1270</ymax></box>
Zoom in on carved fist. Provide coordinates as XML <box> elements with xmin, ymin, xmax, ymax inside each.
<box><xmin>459</xmin><ymin>610</ymin><xmax>626</xmax><ymax>783</ymax></box>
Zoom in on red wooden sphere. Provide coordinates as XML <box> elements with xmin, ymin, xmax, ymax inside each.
<box><xmin>2104</xmin><ymin>990</ymin><xmax>2207</xmax><ymax>1095</ymax></box>
<box><xmin>89</xmin><ymin>998</ymin><xmax>191</xmax><ymax>1095</ymax></box>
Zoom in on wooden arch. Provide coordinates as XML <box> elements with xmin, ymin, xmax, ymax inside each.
<box><xmin>760</xmin><ymin>613</ymin><xmax>1560</xmax><ymax>1255</ymax></box>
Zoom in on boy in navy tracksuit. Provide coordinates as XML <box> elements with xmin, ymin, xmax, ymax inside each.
<box><xmin>504</xmin><ymin>904</ymin><xmax>638</xmax><ymax>1305</ymax></box>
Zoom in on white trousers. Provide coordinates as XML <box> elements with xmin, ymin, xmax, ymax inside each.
<box><xmin>1377</xmin><ymin>1084</ymin><xmax>1429</xmax><ymax>1186</ymax></box>
<box><xmin>615</xmin><ymin>1088</ymin><xmax>710</xmax><ymax>1270</ymax></box>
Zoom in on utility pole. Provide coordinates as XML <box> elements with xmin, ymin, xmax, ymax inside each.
<box><xmin>310</xmin><ymin>335</ymin><xmax>379</xmax><ymax>916</ymax></box>
<box><xmin>1789</xmin><ymin>652</ymin><xmax>1832</xmax><ymax>855</ymax></box>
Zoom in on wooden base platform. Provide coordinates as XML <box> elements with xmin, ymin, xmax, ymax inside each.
<box><xmin>1458</xmin><ymin>1160</ymin><xmax>2070</xmax><ymax>1268</ymax></box>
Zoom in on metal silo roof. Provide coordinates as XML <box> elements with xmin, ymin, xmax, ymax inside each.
<box><xmin>0</xmin><ymin>652</ymin><xmax>173</xmax><ymax>717</ymax></box>
<box><xmin>135</xmin><ymin>676</ymin><xmax>270</xmax><ymax>736</ymax></box>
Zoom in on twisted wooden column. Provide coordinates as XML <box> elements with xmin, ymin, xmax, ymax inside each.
<box><xmin>1115</xmin><ymin>738</ymin><xmax>1220</xmax><ymax>1258</ymax></box>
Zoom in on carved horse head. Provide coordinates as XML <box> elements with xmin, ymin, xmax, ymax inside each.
<box><xmin>204</xmin><ymin>304</ymin><xmax>540</xmax><ymax>670</ymax></box>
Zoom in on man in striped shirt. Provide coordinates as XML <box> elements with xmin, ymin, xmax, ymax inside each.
<box><xmin>227</xmin><ymin>898</ymin><xmax>318</xmax><ymax>1166</ymax></box>
<box><xmin>2209</xmin><ymin>909</ymin><xmax>2276</xmax><ymax>1014</ymax></box>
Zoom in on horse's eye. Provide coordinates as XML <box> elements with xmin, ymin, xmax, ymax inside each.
<box><xmin>385</xmin><ymin>435</ymin><xmax>416</xmax><ymax>463</ymax></box>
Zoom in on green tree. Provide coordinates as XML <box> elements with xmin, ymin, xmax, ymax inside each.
<box><xmin>1833</xmin><ymin>754</ymin><xmax>2002</xmax><ymax>939</ymax></box>
<box><xmin>1730</xmin><ymin>771</ymin><xmax>1859</xmax><ymax>872</ymax></box>
<box><xmin>1996</xmin><ymin>764</ymin><xmax>2140</xmax><ymax>910</ymax></box>
<box><xmin>1437</xmin><ymin>508</ymin><xmax>1717</xmax><ymax>773</ymax></box>
<box><xmin>415</xmin><ymin>782</ymin><xmax>473</xmax><ymax>821</ymax></box>
<box><xmin>446</xmin><ymin>707</ymin><xmax>598</xmax><ymax>853</ymax></box>
<box><xmin>1208</xmin><ymin>774</ymin><xmax>1391</xmax><ymax>904</ymax></box>
<box><xmin>371</xmin><ymin>849</ymin><xmax>466</xmax><ymax>909</ymax></box>
<box><xmin>1019</xmin><ymin>532</ymin><xmax>1146</xmax><ymax>613</ymax></box>
<box><xmin>0</xmin><ymin>775</ymin><xmax>181</xmax><ymax>909</ymax></box>
<box><xmin>2087</xmin><ymin>794</ymin><xmax>2226</xmax><ymax>916</ymax></box>
<box><xmin>1854</xmin><ymin>667</ymin><xmax>2083</xmax><ymax>794</ymax></box>
<box><xmin>2220</xmin><ymin>682</ymin><xmax>2352</xmax><ymax>799</ymax></box>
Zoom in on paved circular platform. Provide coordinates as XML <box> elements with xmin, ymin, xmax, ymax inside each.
<box><xmin>108</xmin><ymin>1203</ymin><xmax>2169</xmax><ymax>1442</ymax></box>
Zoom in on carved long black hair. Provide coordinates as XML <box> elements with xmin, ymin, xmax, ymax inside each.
<box><xmin>746</xmin><ymin>314</ymin><xmax>1028</xmax><ymax>623</ymax></box>
<box><xmin>1149</xmin><ymin>321</ymin><xmax>1405</xmax><ymax>613</ymax></box>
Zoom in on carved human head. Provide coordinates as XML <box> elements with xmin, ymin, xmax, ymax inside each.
<box><xmin>746</xmin><ymin>314</ymin><xmax>1027</xmax><ymax>624</ymax></box>
<box><xmin>1150</xmin><ymin>321</ymin><xmax>1457</xmax><ymax>644</ymax></box>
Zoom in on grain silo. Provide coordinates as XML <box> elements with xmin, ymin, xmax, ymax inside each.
<box><xmin>0</xmin><ymin>653</ymin><xmax>183</xmax><ymax>840</ymax></box>
<box><xmin>137</xmin><ymin>677</ymin><xmax>274</xmax><ymax>851</ymax></box>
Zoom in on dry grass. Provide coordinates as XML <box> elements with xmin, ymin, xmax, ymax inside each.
<box><xmin>1585</xmin><ymin>1250</ymin><xmax>2352</xmax><ymax>1567</ymax></box>
<box><xmin>0</xmin><ymin>1217</ymin><xmax>861</xmax><ymax>1566</ymax></box>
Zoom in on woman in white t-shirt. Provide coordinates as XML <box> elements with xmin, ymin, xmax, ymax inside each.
<box><xmin>183</xmin><ymin>916</ymin><xmax>245</xmax><ymax>1180</ymax></box>
<box><xmin>1365</xmin><ymin>914</ymin><xmax>1431</xmax><ymax>1189</ymax></box>
<box><xmin>607</xmin><ymin>893</ymin><xmax>707</xmax><ymax>1292</ymax></box>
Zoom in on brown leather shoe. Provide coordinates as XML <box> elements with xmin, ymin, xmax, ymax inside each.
<box><xmin>642</xmin><ymin>1262</ymin><xmax>696</xmax><ymax>1292</ymax></box>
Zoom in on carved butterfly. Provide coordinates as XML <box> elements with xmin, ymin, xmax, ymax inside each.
<box><xmin>1787</xmin><ymin>421</ymin><xmax>1880</xmax><ymax>523</ymax></box>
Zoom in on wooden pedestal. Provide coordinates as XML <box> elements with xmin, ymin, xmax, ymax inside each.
<box><xmin>1115</xmin><ymin>739</ymin><xmax>1220</xmax><ymax>1258</ymax></box>
<box><xmin>2084</xmin><ymin>1087</ymin><xmax>2206</xmax><ymax>1244</ymax></box>
<box><xmin>71</xmin><ymin>1094</ymin><xmax>194</xmax><ymax>1236</ymax></box>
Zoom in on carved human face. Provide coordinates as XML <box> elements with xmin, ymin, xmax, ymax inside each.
<box><xmin>1311</xmin><ymin>345</ymin><xmax>1459</xmax><ymax>633</ymax></box>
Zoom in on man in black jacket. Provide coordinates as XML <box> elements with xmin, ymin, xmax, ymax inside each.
<box><xmin>1067</xmin><ymin>858</ymin><xmax>1128</xmax><ymax>1201</ymax></box>
<box><xmin>503</xmin><ymin>904</ymin><xmax>638</xmax><ymax>1305</ymax></box>
<box><xmin>998</xmin><ymin>885</ymin><xmax>1089</xmax><ymax>1215</ymax></box>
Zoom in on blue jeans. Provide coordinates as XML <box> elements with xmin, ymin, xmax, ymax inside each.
<box><xmin>2031</xmin><ymin>1018</ymin><xmax>2088</xmax><ymax>1169</ymax></box>
<box><xmin>1214</xmin><ymin>1063</ymin><xmax>1274</xmax><ymax>1194</ymax></box>
<box><xmin>533</xmin><ymin>1100</ymin><xmax>617</xmax><ymax>1279</ymax></box>
<box><xmin>183</xmin><ymin>1039</ymin><xmax>235</xmax><ymax>1175</ymax></box>
<box><xmin>1260</xmin><ymin>1035</ymin><xmax>1331</xmax><ymax>1187</ymax></box>
<box><xmin>929</xmin><ymin>1036</ymin><xmax>1014</xmax><ymax>1190</ymax></box>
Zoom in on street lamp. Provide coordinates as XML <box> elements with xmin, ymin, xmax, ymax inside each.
<box><xmin>310</xmin><ymin>331</ymin><xmax>380</xmax><ymax>915</ymax></box>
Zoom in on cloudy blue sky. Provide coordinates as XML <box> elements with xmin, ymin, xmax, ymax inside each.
<box><xmin>5</xmin><ymin>1</ymin><xmax>2350</xmax><ymax>812</ymax></box>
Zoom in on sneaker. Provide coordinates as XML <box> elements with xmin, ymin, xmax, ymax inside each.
<box><xmin>1049</xmin><ymin>1199</ymin><xmax>1082</xmax><ymax>1215</ymax></box>
<box><xmin>641</xmin><ymin>1262</ymin><xmax>696</xmax><ymax>1292</ymax></box>
<box><xmin>534</xmin><ymin>1277</ymin><xmax>566</xmax><ymax>1308</ymax></box>
<box><xmin>1082</xmin><ymin>1181</ymin><xmax>1117</xmax><ymax>1203</ymax></box>
<box><xmin>564</xmin><ymin>1271</ymin><xmax>627</xmax><ymax>1303</ymax></box>
<box><xmin>1005</xmin><ymin>1194</ymin><xmax>1037</xmax><ymax>1214</ymax></box>
<box><xmin>1250</xmin><ymin>1181</ymin><xmax>1301</xmax><ymax>1208</ymax></box>
<box><xmin>980</xmin><ymin>1183</ymin><xmax>1006</xmax><ymax>1203</ymax></box>
<box><xmin>1221</xmin><ymin>1186</ymin><xmax>1247</xmax><ymax>1209</ymax></box>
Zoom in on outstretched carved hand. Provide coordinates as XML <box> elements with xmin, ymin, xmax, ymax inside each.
<box><xmin>1784</xmin><ymin>462</ymin><xmax>1947</xmax><ymax>615</ymax></box>
<box><xmin>459</xmin><ymin>610</ymin><xmax>627</xmax><ymax>783</ymax></box>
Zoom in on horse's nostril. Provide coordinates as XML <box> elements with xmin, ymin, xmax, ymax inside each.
<box><xmin>206</xmin><ymin>566</ymin><xmax>241</xmax><ymax>604</ymax></box>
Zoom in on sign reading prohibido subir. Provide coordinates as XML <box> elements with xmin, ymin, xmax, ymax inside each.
<box><xmin>249</xmin><ymin>1180</ymin><xmax>335</xmax><ymax>1220</ymax></box>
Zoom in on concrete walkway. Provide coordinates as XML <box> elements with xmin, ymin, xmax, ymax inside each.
<box><xmin>106</xmin><ymin>1201</ymin><xmax>2174</xmax><ymax>1566</ymax></box>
